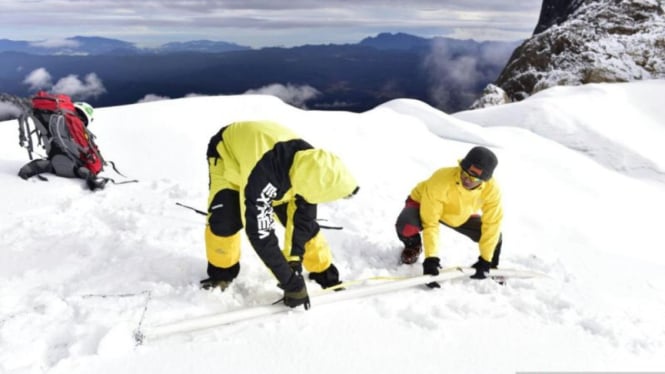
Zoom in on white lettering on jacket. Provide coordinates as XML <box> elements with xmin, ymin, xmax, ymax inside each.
<box><xmin>257</xmin><ymin>182</ymin><xmax>277</xmax><ymax>239</ymax></box>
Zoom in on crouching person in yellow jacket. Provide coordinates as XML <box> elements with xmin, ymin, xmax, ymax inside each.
<box><xmin>201</xmin><ymin>121</ymin><xmax>359</xmax><ymax>310</ymax></box>
<box><xmin>395</xmin><ymin>146</ymin><xmax>503</xmax><ymax>286</ymax></box>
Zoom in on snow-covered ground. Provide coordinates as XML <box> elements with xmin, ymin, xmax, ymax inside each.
<box><xmin>1</xmin><ymin>80</ymin><xmax>664</xmax><ymax>373</ymax></box>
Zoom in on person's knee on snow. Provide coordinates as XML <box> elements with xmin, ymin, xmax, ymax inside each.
<box><xmin>395</xmin><ymin>198</ymin><xmax>424</xmax><ymax>264</ymax></box>
<box><xmin>399</xmin><ymin>234</ymin><xmax>423</xmax><ymax>265</ymax></box>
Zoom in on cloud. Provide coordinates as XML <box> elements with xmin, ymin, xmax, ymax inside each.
<box><xmin>137</xmin><ymin>92</ymin><xmax>206</xmax><ymax>103</ymax></box>
<box><xmin>51</xmin><ymin>73</ymin><xmax>107</xmax><ymax>100</ymax></box>
<box><xmin>244</xmin><ymin>83</ymin><xmax>320</xmax><ymax>108</ymax></box>
<box><xmin>29</xmin><ymin>38</ymin><xmax>80</xmax><ymax>49</ymax></box>
<box><xmin>423</xmin><ymin>41</ymin><xmax>479</xmax><ymax>109</ymax></box>
<box><xmin>23</xmin><ymin>68</ymin><xmax>108</xmax><ymax>100</ymax></box>
<box><xmin>0</xmin><ymin>101</ymin><xmax>23</xmax><ymax>120</ymax></box>
<box><xmin>0</xmin><ymin>1</ymin><xmax>541</xmax><ymax>47</ymax></box>
<box><xmin>138</xmin><ymin>94</ymin><xmax>171</xmax><ymax>103</ymax></box>
<box><xmin>23</xmin><ymin>68</ymin><xmax>53</xmax><ymax>91</ymax></box>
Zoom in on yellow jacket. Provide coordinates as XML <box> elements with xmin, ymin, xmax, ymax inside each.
<box><xmin>410</xmin><ymin>166</ymin><xmax>502</xmax><ymax>261</ymax></box>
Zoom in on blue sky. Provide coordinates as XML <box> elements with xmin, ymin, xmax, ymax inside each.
<box><xmin>0</xmin><ymin>1</ymin><xmax>542</xmax><ymax>48</ymax></box>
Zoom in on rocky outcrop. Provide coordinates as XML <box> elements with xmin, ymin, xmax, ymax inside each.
<box><xmin>472</xmin><ymin>0</ymin><xmax>665</xmax><ymax>108</ymax></box>
<box><xmin>533</xmin><ymin>0</ymin><xmax>586</xmax><ymax>34</ymax></box>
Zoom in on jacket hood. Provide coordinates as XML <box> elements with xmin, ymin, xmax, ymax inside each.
<box><xmin>290</xmin><ymin>149</ymin><xmax>358</xmax><ymax>204</ymax></box>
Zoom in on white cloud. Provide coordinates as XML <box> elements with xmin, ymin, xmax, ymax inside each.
<box><xmin>0</xmin><ymin>1</ymin><xmax>541</xmax><ymax>47</ymax></box>
<box><xmin>23</xmin><ymin>68</ymin><xmax>53</xmax><ymax>91</ymax></box>
<box><xmin>244</xmin><ymin>83</ymin><xmax>320</xmax><ymax>108</ymax></box>
<box><xmin>137</xmin><ymin>93</ymin><xmax>206</xmax><ymax>103</ymax></box>
<box><xmin>23</xmin><ymin>68</ymin><xmax>107</xmax><ymax>100</ymax></box>
<box><xmin>138</xmin><ymin>94</ymin><xmax>171</xmax><ymax>103</ymax></box>
<box><xmin>423</xmin><ymin>41</ymin><xmax>480</xmax><ymax>108</ymax></box>
<box><xmin>0</xmin><ymin>101</ymin><xmax>23</xmax><ymax>119</ymax></box>
<box><xmin>51</xmin><ymin>73</ymin><xmax>106</xmax><ymax>100</ymax></box>
<box><xmin>29</xmin><ymin>38</ymin><xmax>80</xmax><ymax>49</ymax></box>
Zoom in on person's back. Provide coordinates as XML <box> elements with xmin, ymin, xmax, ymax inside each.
<box><xmin>214</xmin><ymin>121</ymin><xmax>300</xmax><ymax>185</ymax></box>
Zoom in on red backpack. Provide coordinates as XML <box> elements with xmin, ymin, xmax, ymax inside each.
<box><xmin>19</xmin><ymin>91</ymin><xmax>104</xmax><ymax>175</ymax></box>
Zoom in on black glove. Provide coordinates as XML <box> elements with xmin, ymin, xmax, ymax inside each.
<box><xmin>470</xmin><ymin>256</ymin><xmax>491</xmax><ymax>279</ymax></box>
<box><xmin>423</xmin><ymin>257</ymin><xmax>442</xmax><ymax>289</ymax></box>
<box><xmin>279</xmin><ymin>270</ymin><xmax>310</xmax><ymax>310</ymax></box>
<box><xmin>200</xmin><ymin>278</ymin><xmax>231</xmax><ymax>291</ymax></box>
<box><xmin>288</xmin><ymin>260</ymin><xmax>303</xmax><ymax>274</ymax></box>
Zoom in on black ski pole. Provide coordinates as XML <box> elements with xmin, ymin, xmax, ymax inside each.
<box><xmin>175</xmin><ymin>202</ymin><xmax>343</xmax><ymax>229</ymax></box>
<box><xmin>175</xmin><ymin>202</ymin><xmax>207</xmax><ymax>216</ymax></box>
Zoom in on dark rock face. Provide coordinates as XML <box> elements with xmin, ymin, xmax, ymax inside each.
<box><xmin>475</xmin><ymin>0</ymin><xmax>665</xmax><ymax>106</ymax></box>
<box><xmin>533</xmin><ymin>0</ymin><xmax>586</xmax><ymax>34</ymax></box>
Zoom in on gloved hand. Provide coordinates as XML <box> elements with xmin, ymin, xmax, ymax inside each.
<box><xmin>200</xmin><ymin>278</ymin><xmax>231</xmax><ymax>291</ymax></box>
<box><xmin>470</xmin><ymin>256</ymin><xmax>491</xmax><ymax>279</ymax></box>
<box><xmin>423</xmin><ymin>256</ymin><xmax>442</xmax><ymax>288</ymax></box>
<box><xmin>280</xmin><ymin>270</ymin><xmax>310</xmax><ymax>310</ymax></box>
<box><xmin>288</xmin><ymin>260</ymin><xmax>303</xmax><ymax>274</ymax></box>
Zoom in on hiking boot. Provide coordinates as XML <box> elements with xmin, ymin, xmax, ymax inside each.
<box><xmin>309</xmin><ymin>263</ymin><xmax>342</xmax><ymax>289</ymax></box>
<box><xmin>199</xmin><ymin>278</ymin><xmax>232</xmax><ymax>291</ymax></box>
<box><xmin>400</xmin><ymin>244</ymin><xmax>422</xmax><ymax>264</ymax></box>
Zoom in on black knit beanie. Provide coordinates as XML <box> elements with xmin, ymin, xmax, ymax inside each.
<box><xmin>460</xmin><ymin>146</ymin><xmax>498</xmax><ymax>181</ymax></box>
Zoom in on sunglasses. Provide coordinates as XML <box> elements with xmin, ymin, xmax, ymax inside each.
<box><xmin>461</xmin><ymin>168</ymin><xmax>483</xmax><ymax>184</ymax></box>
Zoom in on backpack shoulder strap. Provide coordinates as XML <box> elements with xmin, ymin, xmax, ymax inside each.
<box><xmin>48</xmin><ymin>113</ymin><xmax>84</xmax><ymax>161</ymax></box>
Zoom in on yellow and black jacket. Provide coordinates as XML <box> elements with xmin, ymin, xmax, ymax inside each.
<box><xmin>206</xmin><ymin>121</ymin><xmax>357</xmax><ymax>284</ymax></box>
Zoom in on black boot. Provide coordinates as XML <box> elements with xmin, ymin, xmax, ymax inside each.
<box><xmin>309</xmin><ymin>263</ymin><xmax>341</xmax><ymax>289</ymax></box>
<box><xmin>200</xmin><ymin>262</ymin><xmax>240</xmax><ymax>291</ymax></box>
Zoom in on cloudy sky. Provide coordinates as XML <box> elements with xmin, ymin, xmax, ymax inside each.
<box><xmin>0</xmin><ymin>0</ymin><xmax>542</xmax><ymax>48</ymax></box>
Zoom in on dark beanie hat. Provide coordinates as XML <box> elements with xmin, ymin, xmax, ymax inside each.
<box><xmin>460</xmin><ymin>146</ymin><xmax>498</xmax><ymax>181</ymax></box>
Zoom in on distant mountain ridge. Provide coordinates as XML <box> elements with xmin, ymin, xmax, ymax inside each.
<box><xmin>0</xmin><ymin>36</ymin><xmax>252</xmax><ymax>55</ymax></box>
<box><xmin>0</xmin><ymin>33</ymin><xmax>520</xmax><ymax>114</ymax></box>
<box><xmin>0</xmin><ymin>33</ymin><xmax>513</xmax><ymax>56</ymax></box>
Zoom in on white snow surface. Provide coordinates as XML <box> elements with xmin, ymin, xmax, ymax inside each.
<box><xmin>1</xmin><ymin>80</ymin><xmax>664</xmax><ymax>373</ymax></box>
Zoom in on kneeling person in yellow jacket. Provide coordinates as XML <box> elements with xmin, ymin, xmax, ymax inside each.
<box><xmin>395</xmin><ymin>146</ymin><xmax>503</xmax><ymax>285</ymax></box>
<box><xmin>202</xmin><ymin>121</ymin><xmax>359</xmax><ymax>309</ymax></box>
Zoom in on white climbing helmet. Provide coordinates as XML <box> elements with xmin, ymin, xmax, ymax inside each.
<box><xmin>74</xmin><ymin>102</ymin><xmax>94</xmax><ymax>126</ymax></box>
